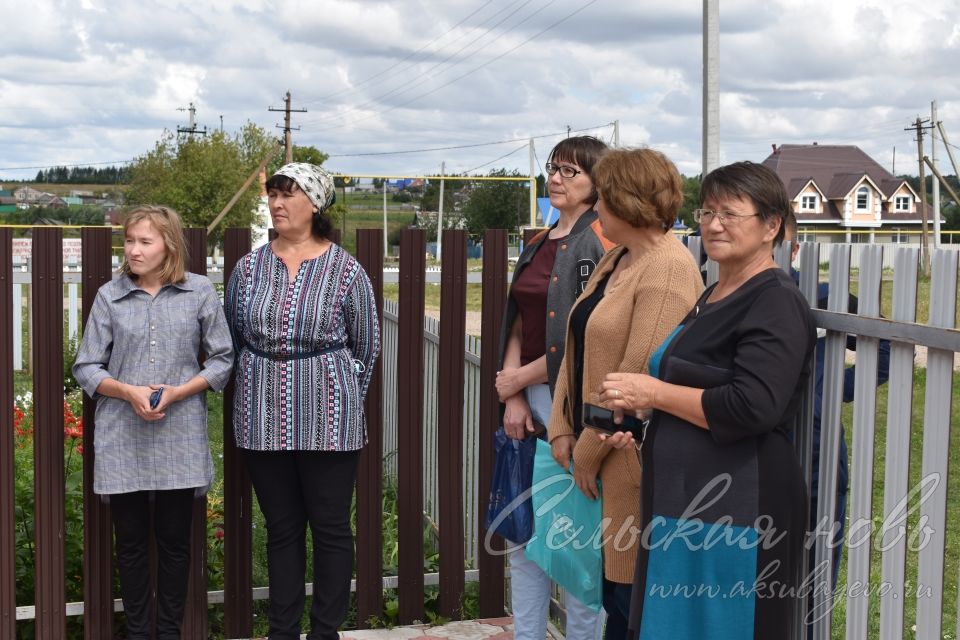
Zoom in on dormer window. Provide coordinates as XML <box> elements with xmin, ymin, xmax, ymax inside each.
<box><xmin>801</xmin><ymin>195</ymin><xmax>818</xmax><ymax>211</ymax></box>
<box><xmin>894</xmin><ymin>195</ymin><xmax>911</xmax><ymax>211</ymax></box>
<box><xmin>856</xmin><ymin>186</ymin><xmax>869</xmax><ymax>211</ymax></box>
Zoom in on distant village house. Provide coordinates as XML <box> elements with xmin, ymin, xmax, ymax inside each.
<box><xmin>763</xmin><ymin>143</ymin><xmax>937</xmax><ymax>244</ymax></box>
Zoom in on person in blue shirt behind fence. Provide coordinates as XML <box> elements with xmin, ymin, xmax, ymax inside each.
<box><xmin>73</xmin><ymin>205</ymin><xmax>234</xmax><ymax>640</ymax></box>
<box><xmin>783</xmin><ymin>216</ymin><xmax>891</xmax><ymax>593</ymax></box>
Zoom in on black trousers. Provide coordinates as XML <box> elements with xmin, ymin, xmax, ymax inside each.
<box><xmin>110</xmin><ymin>488</ymin><xmax>196</xmax><ymax>640</ymax></box>
<box><xmin>245</xmin><ymin>449</ymin><xmax>361</xmax><ymax>640</ymax></box>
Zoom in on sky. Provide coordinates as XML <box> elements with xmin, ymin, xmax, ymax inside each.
<box><xmin>1</xmin><ymin>0</ymin><xmax>959</xmax><ymax>183</ymax></box>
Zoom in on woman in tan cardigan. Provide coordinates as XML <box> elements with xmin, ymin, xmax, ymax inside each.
<box><xmin>548</xmin><ymin>147</ymin><xmax>703</xmax><ymax>640</ymax></box>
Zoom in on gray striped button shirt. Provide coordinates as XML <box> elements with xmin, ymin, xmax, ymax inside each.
<box><xmin>73</xmin><ymin>272</ymin><xmax>234</xmax><ymax>495</ymax></box>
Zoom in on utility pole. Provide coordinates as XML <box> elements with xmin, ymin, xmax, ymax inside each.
<box><xmin>613</xmin><ymin>120</ymin><xmax>620</xmax><ymax>147</ymax></box>
<box><xmin>931</xmin><ymin>101</ymin><xmax>941</xmax><ymax>250</ymax></box>
<box><xmin>938</xmin><ymin>120</ymin><xmax>960</xmax><ymax>178</ymax></box>
<box><xmin>907</xmin><ymin>117</ymin><xmax>934</xmax><ymax>275</ymax></box>
<box><xmin>177</xmin><ymin>102</ymin><xmax>207</xmax><ymax>136</ymax></box>
<box><xmin>268</xmin><ymin>91</ymin><xmax>307</xmax><ymax>163</ymax></box>
<box><xmin>702</xmin><ymin>0</ymin><xmax>720</xmax><ymax>177</ymax></box>
<box><xmin>529</xmin><ymin>138</ymin><xmax>537</xmax><ymax>227</ymax></box>
<box><xmin>383</xmin><ymin>179</ymin><xmax>388</xmax><ymax>258</ymax></box>
<box><xmin>437</xmin><ymin>161</ymin><xmax>445</xmax><ymax>261</ymax></box>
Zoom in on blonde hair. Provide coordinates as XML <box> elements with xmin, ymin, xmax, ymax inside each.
<box><xmin>120</xmin><ymin>205</ymin><xmax>189</xmax><ymax>284</ymax></box>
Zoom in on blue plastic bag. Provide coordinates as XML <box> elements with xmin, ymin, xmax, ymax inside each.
<box><xmin>484</xmin><ymin>428</ymin><xmax>537</xmax><ymax>543</ymax></box>
<box><xmin>524</xmin><ymin>439</ymin><xmax>604</xmax><ymax>611</ymax></box>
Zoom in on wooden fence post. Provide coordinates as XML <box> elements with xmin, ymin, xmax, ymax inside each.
<box><xmin>437</xmin><ymin>230</ymin><xmax>467</xmax><ymax>618</ymax></box>
<box><xmin>33</xmin><ymin>227</ymin><xmax>66</xmax><ymax>639</ymax></box>
<box><xmin>477</xmin><ymin>230</ymin><xmax>507</xmax><ymax>617</ymax></box>
<box><xmin>223</xmin><ymin>228</ymin><xmax>253</xmax><ymax>638</ymax></box>
<box><xmin>181</xmin><ymin>229</ymin><xmax>209</xmax><ymax>638</ymax></box>
<box><xmin>397</xmin><ymin>229</ymin><xmax>425</xmax><ymax>624</ymax></box>
<box><xmin>0</xmin><ymin>229</ymin><xmax>15</xmax><ymax>638</ymax></box>
<box><xmin>355</xmin><ymin>228</ymin><xmax>385</xmax><ymax>627</ymax></box>
<box><xmin>80</xmin><ymin>227</ymin><xmax>115</xmax><ymax>638</ymax></box>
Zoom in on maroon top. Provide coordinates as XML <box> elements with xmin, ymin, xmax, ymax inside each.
<box><xmin>509</xmin><ymin>235</ymin><xmax>564</xmax><ymax>366</ymax></box>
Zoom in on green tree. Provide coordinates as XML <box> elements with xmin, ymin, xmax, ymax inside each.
<box><xmin>126</xmin><ymin>123</ymin><xmax>283</xmax><ymax>248</ymax></box>
<box><xmin>943</xmin><ymin>202</ymin><xmax>960</xmax><ymax>231</ymax></box>
<box><xmin>8</xmin><ymin>205</ymin><xmax>106</xmax><ymax>227</ymax></box>
<box><xmin>679</xmin><ymin>175</ymin><xmax>701</xmax><ymax>229</ymax></box>
<box><xmin>461</xmin><ymin>169</ymin><xmax>529</xmax><ymax>237</ymax></box>
<box><xmin>420</xmin><ymin>180</ymin><xmax>455</xmax><ymax>213</ymax></box>
<box><xmin>265</xmin><ymin>145</ymin><xmax>329</xmax><ymax>176</ymax></box>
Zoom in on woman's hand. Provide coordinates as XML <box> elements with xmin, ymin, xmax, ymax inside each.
<box><xmin>600</xmin><ymin>373</ymin><xmax>659</xmax><ymax>413</ymax></box>
<box><xmin>573</xmin><ymin>464</ymin><xmax>600</xmax><ymax>501</ymax></box>
<box><xmin>495</xmin><ymin>367</ymin><xmax>526</xmax><ymax>403</ymax></box>
<box><xmin>551</xmin><ymin>434</ymin><xmax>575</xmax><ymax>471</ymax></box>
<box><xmin>598</xmin><ymin>431</ymin><xmax>637</xmax><ymax>450</ymax></box>
<box><xmin>148</xmin><ymin>383</ymin><xmax>186</xmax><ymax>413</ymax></box>
<box><xmin>503</xmin><ymin>394</ymin><xmax>534</xmax><ymax>440</ymax></box>
<box><xmin>124</xmin><ymin>384</ymin><xmax>165</xmax><ymax>421</ymax></box>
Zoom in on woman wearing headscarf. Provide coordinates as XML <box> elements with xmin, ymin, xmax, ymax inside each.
<box><xmin>225</xmin><ymin>163</ymin><xmax>381</xmax><ymax>640</ymax></box>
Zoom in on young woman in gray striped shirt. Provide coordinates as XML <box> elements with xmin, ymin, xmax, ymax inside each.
<box><xmin>73</xmin><ymin>205</ymin><xmax>234</xmax><ymax>639</ymax></box>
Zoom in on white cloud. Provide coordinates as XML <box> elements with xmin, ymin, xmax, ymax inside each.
<box><xmin>0</xmin><ymin>0</ymin><xmax>958</xmax><ymax>180</ymax></box>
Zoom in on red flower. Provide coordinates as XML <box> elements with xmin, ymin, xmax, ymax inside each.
<box><xmin>63</xmin><ymin>401</ymin><xmax>84</xmax><ymax>440</ymax></box>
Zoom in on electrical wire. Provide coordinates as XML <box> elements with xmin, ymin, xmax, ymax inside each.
<box><xmin>0</xmin><ymin>159</ymin><xmax>133</xmax><ymax>171</ymax></box>
<box><xmin>308</xmin><ymin>0</ymin><xmax>601</xmax><ymax>134</ymax></box>
<box><xmin>460</xmin><ymin>143</ymin><xmax>528</xmax><ymax>174</ymax></box>
<box><xmin>325</xmin><ymin>122</ymin><xmax>613</xmax><ymax>158</ymax></box>
<box><xmin>300</xmin><ymin>0</ymin><xmax>546</xmax><ymax>128</ymax></box>
<box><xmin>298</xmin><ymin>0</ymin><xmax>498</xmax><ymax>108</ymax></box>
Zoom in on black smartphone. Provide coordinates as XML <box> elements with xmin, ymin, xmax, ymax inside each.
<box><xmin>149</xmin><ymin>387</ymin><xmax>164</xmax><ymax>409</ymax></box>
<box><xmin>582</xmin><ymin>403</ymin><xmax>647</xmax><ymax>440</ymax></box>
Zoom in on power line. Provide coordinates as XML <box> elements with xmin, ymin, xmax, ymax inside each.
<box><xmin>325</xmin><ymin>122</ymin><xmax>613</xmax><ymax>158</ymax></box>
<box><xmin>300</xmin><ymin>0</ymin><xmax>545</xmax><ymax>128</ymax></box>
<box><xmin>308</xmin><ymin>0</ymin><xmax>600</xmax><ymax>134</ymax></box>
<box><xmin>0</xmin><ymin>159</ymin><xmax>133</xmax><ymax>172</ymax></box>
<box><xmin>299</xmin><ymin>0</ymin><xmax>498</xmax><ymax>108</ymax></box>
<box><xmin>460</xmin><ymin>143</ymin><xmax>528</xmax><ymax>174</ymax></box>
<box><xmin>0</xmin><ymin>123</ymin><xmax>614</xmax><ymax>173</ymax></box>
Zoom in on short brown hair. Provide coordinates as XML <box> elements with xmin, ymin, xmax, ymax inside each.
<box><xmin>548</xmin><ymin>136</ymin><xmax>609</xmax><ymax>206</ymax></box>
<box><xmin>120</xmin><ymin>205</ymin><xmax>189</xmax><ymax>283</ymax></box>
<box><xmin>591</xmin><ymin>148</ymin><xmax>683</xmax><ymax>228</ymax></box>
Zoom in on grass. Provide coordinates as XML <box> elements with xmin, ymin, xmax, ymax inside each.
<box><xmin>826</xmin><ymin>372</ymin><xmax>960</xmax><ymax>639</ymax></box>
<box><xmin>382</xmin><ymin>283</ymin><xmax>484</xmax><ymax>312</ymax></box>
<box><xmin>843</xmin><ymin>272</ymin><xmax>960</xmax><ymax>328</ymax></box>
<box><xmin>333</xmin><ymin>190</ymin><xmax>418</xmax><ymax>255</ymax></box>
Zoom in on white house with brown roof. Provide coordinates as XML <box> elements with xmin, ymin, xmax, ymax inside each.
<box><xmin>763</xmin><ymin>144</ymin><xmax>933</xmax><ymax>243</ymax></box>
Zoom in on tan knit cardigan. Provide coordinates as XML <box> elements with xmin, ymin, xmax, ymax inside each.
<box><xmin>548</xmin><ymin>232</ymin><xmax>704</xmax><ymax>583</ymax></box>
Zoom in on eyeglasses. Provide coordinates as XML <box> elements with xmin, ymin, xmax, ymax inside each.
<box><xmin>692</xmin><ymin>208</ymin><xmax>760</xmax><ymax>226</ymax></box>
<box><xmin>545</xmin><ymin>162</ymin><xmax>583</xmax><ymax>179</ymax></box>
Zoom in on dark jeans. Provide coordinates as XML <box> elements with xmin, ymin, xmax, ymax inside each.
<box><xmin>602</xmin><ymin>579</ymin><xmax>632</xmax><ymax>640</ymax></box>
<box><xmin>245</xmin><ymin>449</ymin><xmax>361</xmax><ymax>640</ymax></box>
<box><xmin>110</xmin><ymin>488</ymin><xmax>196</xmax><ymax>640</ymax></box>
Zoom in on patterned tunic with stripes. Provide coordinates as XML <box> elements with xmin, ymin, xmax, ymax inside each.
<box><xmin>225</xmin><ymin>243</ymin><xmax>380</xmax><ymax>451</ymax></box>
